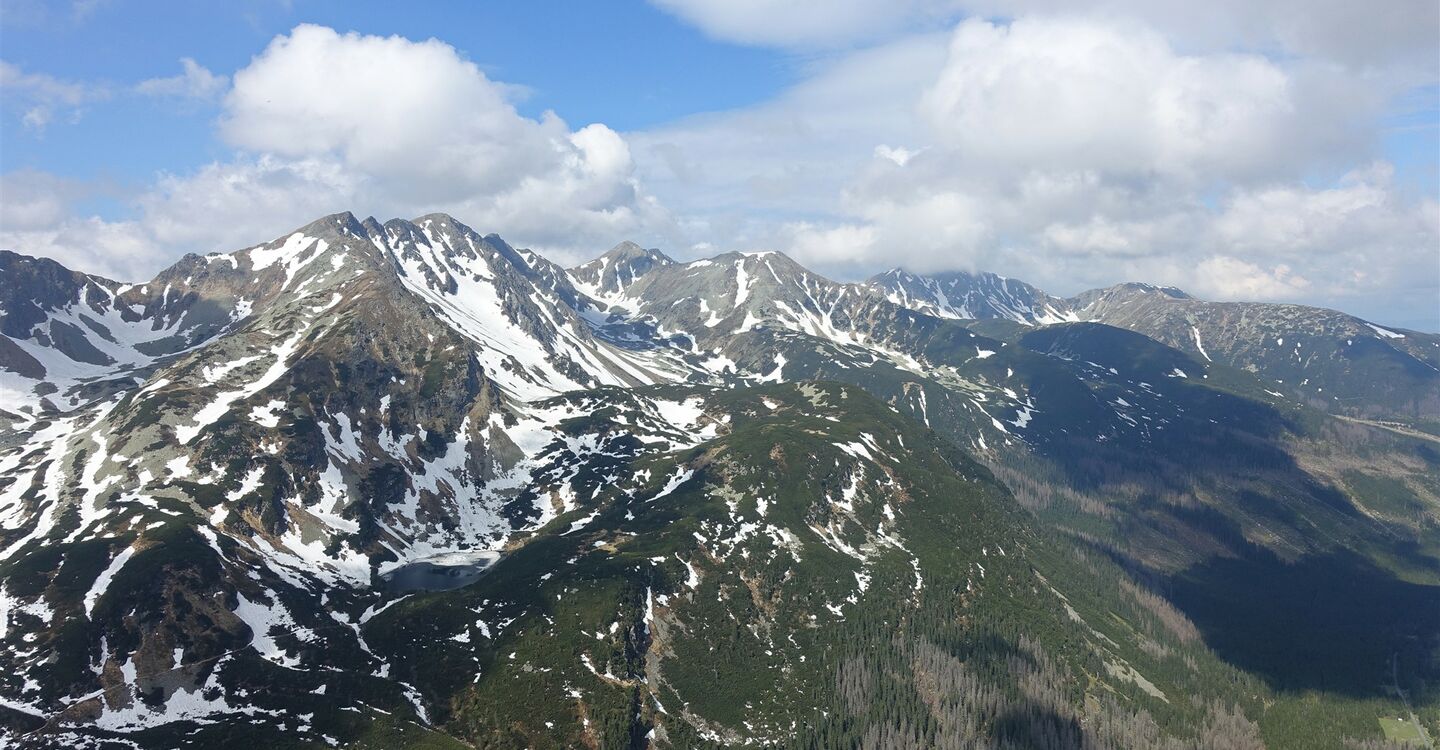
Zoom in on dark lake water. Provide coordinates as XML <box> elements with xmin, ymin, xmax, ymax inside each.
<box><xmin>380</xmin><ymin>550</ymin><xmax>502</xmax><ymax>592</ymax></box>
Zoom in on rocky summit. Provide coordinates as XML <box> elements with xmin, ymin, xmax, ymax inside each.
<box><xmin>1</xmin><ymin>212</ymin><xmax>1436</xmax><ymax>749</ymax></box>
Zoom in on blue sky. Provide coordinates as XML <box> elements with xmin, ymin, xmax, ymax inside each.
<box><xmin>2</xmin><ymin>0</ymin><xmax>1437</xmax><ymax>329</ymax></box>
<box><xmin>0</xmin><ymin>1</ymin><xmax>794</xmax><ymax>183</ymax></box>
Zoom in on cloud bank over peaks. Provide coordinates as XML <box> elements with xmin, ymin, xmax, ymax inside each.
<box><xmin>629</xmin><ymin>13</ymin><xmax>1435</xmax><ymax>327</ymax></box>
<box><xmin>1</xmin><ymin>24</ymin><xmax>667</xmax><ymax>277</ymax></box>
<box><xmin>1</xmin><ymin>10</ymin><xmax>1436</xmax><ymax>328</ymax></box>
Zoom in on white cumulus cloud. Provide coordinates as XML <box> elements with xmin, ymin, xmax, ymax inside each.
<box><xmin>0</xmin><ymin>60</ymin><xmax>105</xmax><ymax>132</ymax></box>
<box><xmin>2</xmin><ymin>10</ymin><xmax>1436</xmax><ymax>328</ymax></box>
<box><xmin>135</xmin><ymin>58</ymin><xmax>227</xmax><ymax>100</ymax></box>
<box><xmin>1</xmin><ymin>24</ymin><xmax>668</xmax><ymax>277</ymax></box>
<box><xmin>917</xmin><ymin>17</ymin><xmax>1372</xmax><ymax>183</ymax></box>
<box><xmin>627</xmin><ymin>13</ymin><xmax>1436</xmax><ymax>327</ymax></box>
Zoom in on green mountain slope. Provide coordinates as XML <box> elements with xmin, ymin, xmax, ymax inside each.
<box><xmin>3</xmin><ymin>214</ymin><xmax>1436</xmax><ymax>749</ymax></box>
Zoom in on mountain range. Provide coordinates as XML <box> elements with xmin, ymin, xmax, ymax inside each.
<box><xmin>1</xmin><ymin>212</ymin><xmax>1436</xmax><ymax>749</ymax></box>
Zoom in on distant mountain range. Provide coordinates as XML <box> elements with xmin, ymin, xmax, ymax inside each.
<box><xmin>1</xmin><ymin>212</ymin><xmax>1435</xmax><ymax>749</ymax></box>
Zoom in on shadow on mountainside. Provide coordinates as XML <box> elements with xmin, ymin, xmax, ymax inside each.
<box><xmin>1145</xmin><ymin>527</ymin><xmax>1440</xmax><ymax>698</ymax></box>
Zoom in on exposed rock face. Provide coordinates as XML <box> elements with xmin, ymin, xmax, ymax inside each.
<box><xmin>864</xmin><ymin>267</ymin><xmax>1079</xmax><ymax>325</ymax></box>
